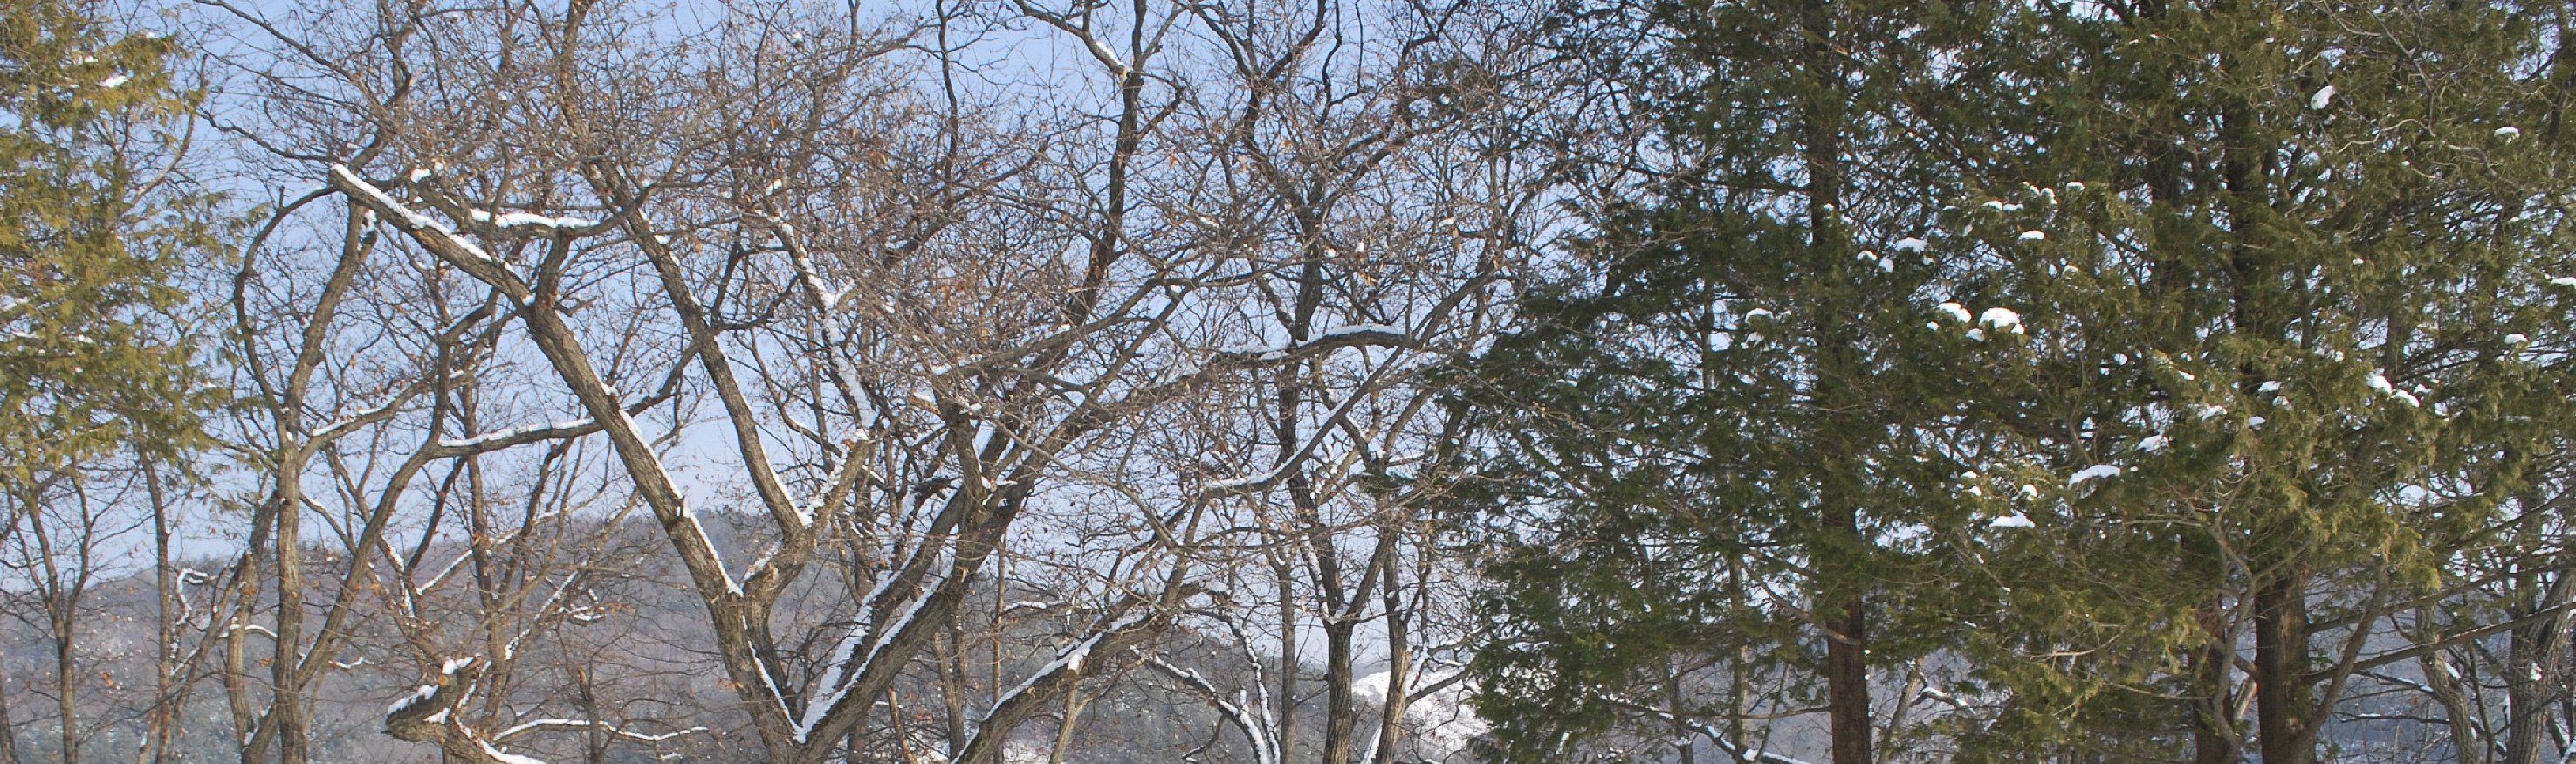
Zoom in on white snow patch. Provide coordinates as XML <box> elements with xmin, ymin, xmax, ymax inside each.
<box><xmin>2017</xmin><ymin>230</ymin><xmax>2047</xmax><ymax>241</ymax></box>
<box><xmin>1893</xmin><ymin>237</ymin><xmax>1928</xmax><ymax>251</ymax></box>
<box><xmin>388</xmin><ymin>685</ymin><xmax>439</xmax><ymax>717</ymax></box>
<box><xmin>1315</xmin><ymin>323</ymin><xmax>1402</xmax><ymax>341</ymax></box>
<box><xmin>2551</xmin><ymin>277</ymin><xmax>2576</xmax><ymax>286</ymax></box>
<box><xmin>470</xmin><ymin>209</ymin><xmax>599</xmax><ymax>232</ymax></box>
<box><xmin>2495</xmin><ymin>126</ymin><xmax>2522</xmax><ymax>141</ymax></box>
<box><xmin>2139</xmin><ymin>435</ymin><xmax>2169</xmax><ymax>453</ymax></box>
<box><xmin>1936</xmin><ymin>302</ymin><xmax>1972</xmax><ymax>323</ymax></box>
<box><xmin>2067</xmin><ymin>465</ymin><xmax>2122</xmax><ymax>485</ymax></box>
<box><xmin>1978</xmin><ymin>306</ymin><xmax>2023</xmax><ymax>334</ymax></box>
<box><xmin>1989</xmin><ymin>514</ymin><xmax>2036</xmax><ymax>529</ymax></box>
<box><xmin>2309</xmin><ymin>84</ymin><xmax>2336</xmax><ymax>110</ymax></box>
<box><xmin>99</xmin><ymin>73</ymin><xmax>129</xmax><ymax>88</ymax></box>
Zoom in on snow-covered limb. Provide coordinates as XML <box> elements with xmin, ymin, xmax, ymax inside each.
<box><xmin>307</xmin><ymin>389</ymin><xmax>427</xmax><ymax>443</ymax></box>
<box><xmin>430</xmin><ymin>417</ymin><xmax>601</xmax><ymax>453</ymax></box>
<box><xmin>326</xmin><ymin>164</ymin><xmax>532</xmax><ymax>300</ymax></box>
<box><xmin>1212</xmin><ymin>324</ymin><xmax>1416</xmax><ymax>362</ymax></box>
<box><xmin>465</xmin><ymin>208</ymin><xmax>602</xmax><ymax>235</ymax></box>
<box><xmin>1196</xmin><ymin>377</ymin><xmax>1378</xmax><ymax>498</ymax></box>
<box><xmin>1143</xmin><ymin>655</ymin><xmax>1280</xmax><ymax>764</ymax></box>
<box><xmin>382</xmin><ymin>657</ymin><xmax>581</xmax><ymax>764</ymax></box>
<box><xmin>491</xmin><ymin>719</ymin><xmax>708</xmax><ymax>744</ymax></box>
<box><xmin>948</xmin><ymin>607</ymin><xmax>1173</xmax><ymax>764</ymax></box>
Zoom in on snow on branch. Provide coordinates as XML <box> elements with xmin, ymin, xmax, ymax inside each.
<box><xmin>1213</xmin><ymin>324</ymin><xmax>1414</xmax><ymax>363</ymax></box>
<box><xmin>382</xmin><ymin>657</ymin><xmax>565</xmax><ymax>764</ymax></box>
<box><xmin>326</xmin><ymin>165</ymin><xmax>531</xmax><ymax>299</ymax></box>
<box><xmin>491</xmin><ymin>719</ymin><xmax>708</xmax><ymax>744</ymax></box>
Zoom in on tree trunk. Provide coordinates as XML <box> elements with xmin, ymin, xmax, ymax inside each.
<box><xmin>2252</xmin><ymin>571</ymin><xmax>2312</xmax><ymax>764</ymax></box>
<box><xmin>2503</xmin><ymin>568</ymin><xmax>2570</xmax><ymax>764</ymax></box>
<box><xmin>1322</xmin><ymin>617</ymin><xmax>1359</xmax><ymax>764</ymax></box>
<box><xmin>0</xmin><ymin>671</ymin><xmax>20</xmax><ymax>764</ymax></box>
<box><xmin>1277</xmin><ymin>571</ymin><xmax>1299</xmax><ymax>761</ymax></box>
<box><xmin>2190</xmin><ymin>603</ymin><xmax>2239</xmax><ymax>764</ymax></box>
<box><xmin>1826</xmin><ymin>514</ymin><xmax>1872</xmax><ymax>764</ymax></box>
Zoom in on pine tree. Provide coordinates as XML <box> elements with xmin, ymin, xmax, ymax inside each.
<box><xmin>0</xmin><ymin>0</ymin><xmax>214</xmax><ymax>518</ymax></box>
<box><xmin>1914</xmin><ymin>2</ymin><xmax>2576</xmax><ymax>762</ymax></box>
<box><xmin>1458</xmin><ymin>2</ymin><xmax>2024</xmax><ymax>761</ymax></box>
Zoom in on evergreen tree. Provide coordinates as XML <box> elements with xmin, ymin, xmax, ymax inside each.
<box><xmin>0</xmin><ymin>0</ymin><xmax>215</xmax><ymax>523</ymax></box>
<box><xmin>1458</xmin><ymin>2</ymin><xmax>2023</xmax><ymax>761</ymax></box>
<box><xmin>1463</xmin><ymin>1</ymin><xmax>2576</xmax><ymax>762</ymax></box>
<box><xmin>1934</xmin><ymin>3</ymin><xmax>2576</xmax><ymax>762</ymax></box>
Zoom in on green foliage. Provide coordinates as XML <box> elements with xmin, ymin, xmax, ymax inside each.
<box><xmin>1462</xmin><ymin>0</ymin><xmax>2576</xmax><ymax>760</ymax></box>
<box><xmin>0</xmin><ymin>0</ymin><xmax>218</xmax><ymax>490</ymax></box>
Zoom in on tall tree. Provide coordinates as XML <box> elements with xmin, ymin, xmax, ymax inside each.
<box><xmin>1458</xmin><ymin>2</ymin><xmax>2017</xmax><ymax>761</ymax></box>
<box><xmin>0</xmin><ymin>2</ymin><xmax>214</xmax><ymax>761</ymax></box>
<box><xmin>1936</xmin><ymin>2</ymin><xmax>2576</xmax><ymax>763</ymax></box>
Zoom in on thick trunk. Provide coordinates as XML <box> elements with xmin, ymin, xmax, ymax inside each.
<box><xmin>1825</xmin><ymin>513</ymin><xmax>1872</xmax><ymax>764</ymax></box>
<box><xmin>271</xmin><ymin>474</ymin><xmax>309</xmax><ymax>764</ymax></box>
<box><xmin>1322</xmin><ymin>619</ymin><xmax>1359</xmax><ymax>764</ymax></box>
<box><xmin>2252</xmin><ymin>571</ymin><xmax>2312</xmax><ymax>764</ymax></box>
<box><xmin>2502</xmin><ymin>571</ymin><xmax>2570</xmax><ymax>764</ymax></box>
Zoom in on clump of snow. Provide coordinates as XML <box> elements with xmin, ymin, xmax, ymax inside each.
<box><xmin>2068</xmin><ymin>465</ymin><xmax>2122</xmax><ymax>485</ymax></box>
<box><xmin>2551</xmin><ymin>277</ymin><xmax>2576</xmax><ymax>286</ymax></box>
<box><xmin>2017</xmin><ymin>230</ymin><xmax>2046</xmax><ymax>242</ymax></box>
<box><xmin>99</xmin><ymin>73</ymin><xmax>129</xmax><ymax>88</ymax></box>
<box><xmin>2194</xmin><ymin>403</ymin><xmax>2228</xmax><ymax>420</ymax></box>
<box><xmin>388</xmin><ymin>685</ymin><xmax>439</xmax><ymax>717</ymax></box>
<box><xmin>2505</xmin><ymin>334</ymin><xmax>2530</xmax><ymax>346</ymax></box>
<box><xmin>1893</xmin><ymin>237</ymin><xmax>1928</xmax><ymax>251</ymax></box>
<box><xmin>1989</xmin><ymin>514</ymin><xmax>2035</xmax><ymax>529</ymax></box>
<box><xmin>2309</xmin><ymin>84</ymin><xmax>2336</xmax><ymax>110</ymax></box>
<box><xmin>1936</xmin><ymin>302</ymin><xmax>1972</xmax><ymax>323</ymax></box>
<box><xmin>2138</xmin><ymin>435</ymin><xmax>2169</xmax><ymax>453</ymax></box>
<box><xmin>2496</xmin><ymin>126</ymin><xmax>2522</xmax><ymax>141</ymax></box>
<box><xmin>469</xmin><ymin>209</ymin><xmax>599</xmax><ymax>232</ymax></box>
<box><xmin>2019</xmin><ymin>484</ymin><xmax>2040</xmax><ymax>499</ymax></box>
<box><xmin>2257</xmin><ymin>381</ymin><xmax>2283</xmax><ymax>394</ymax></box>
<box><xmin>2366</xmin><ymin>370</ymin><xmax>2420</xmax><ymax>406</ymax></box>
<box><xmin>1978</xmin><ymin>307</ymin><xmax>2023</xmax><ymax>334</ymax></box>
<box><xmin>1741</xmin><ymin>307</ymin><xmax>1775</xmax><ymax>320</ymax></box>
